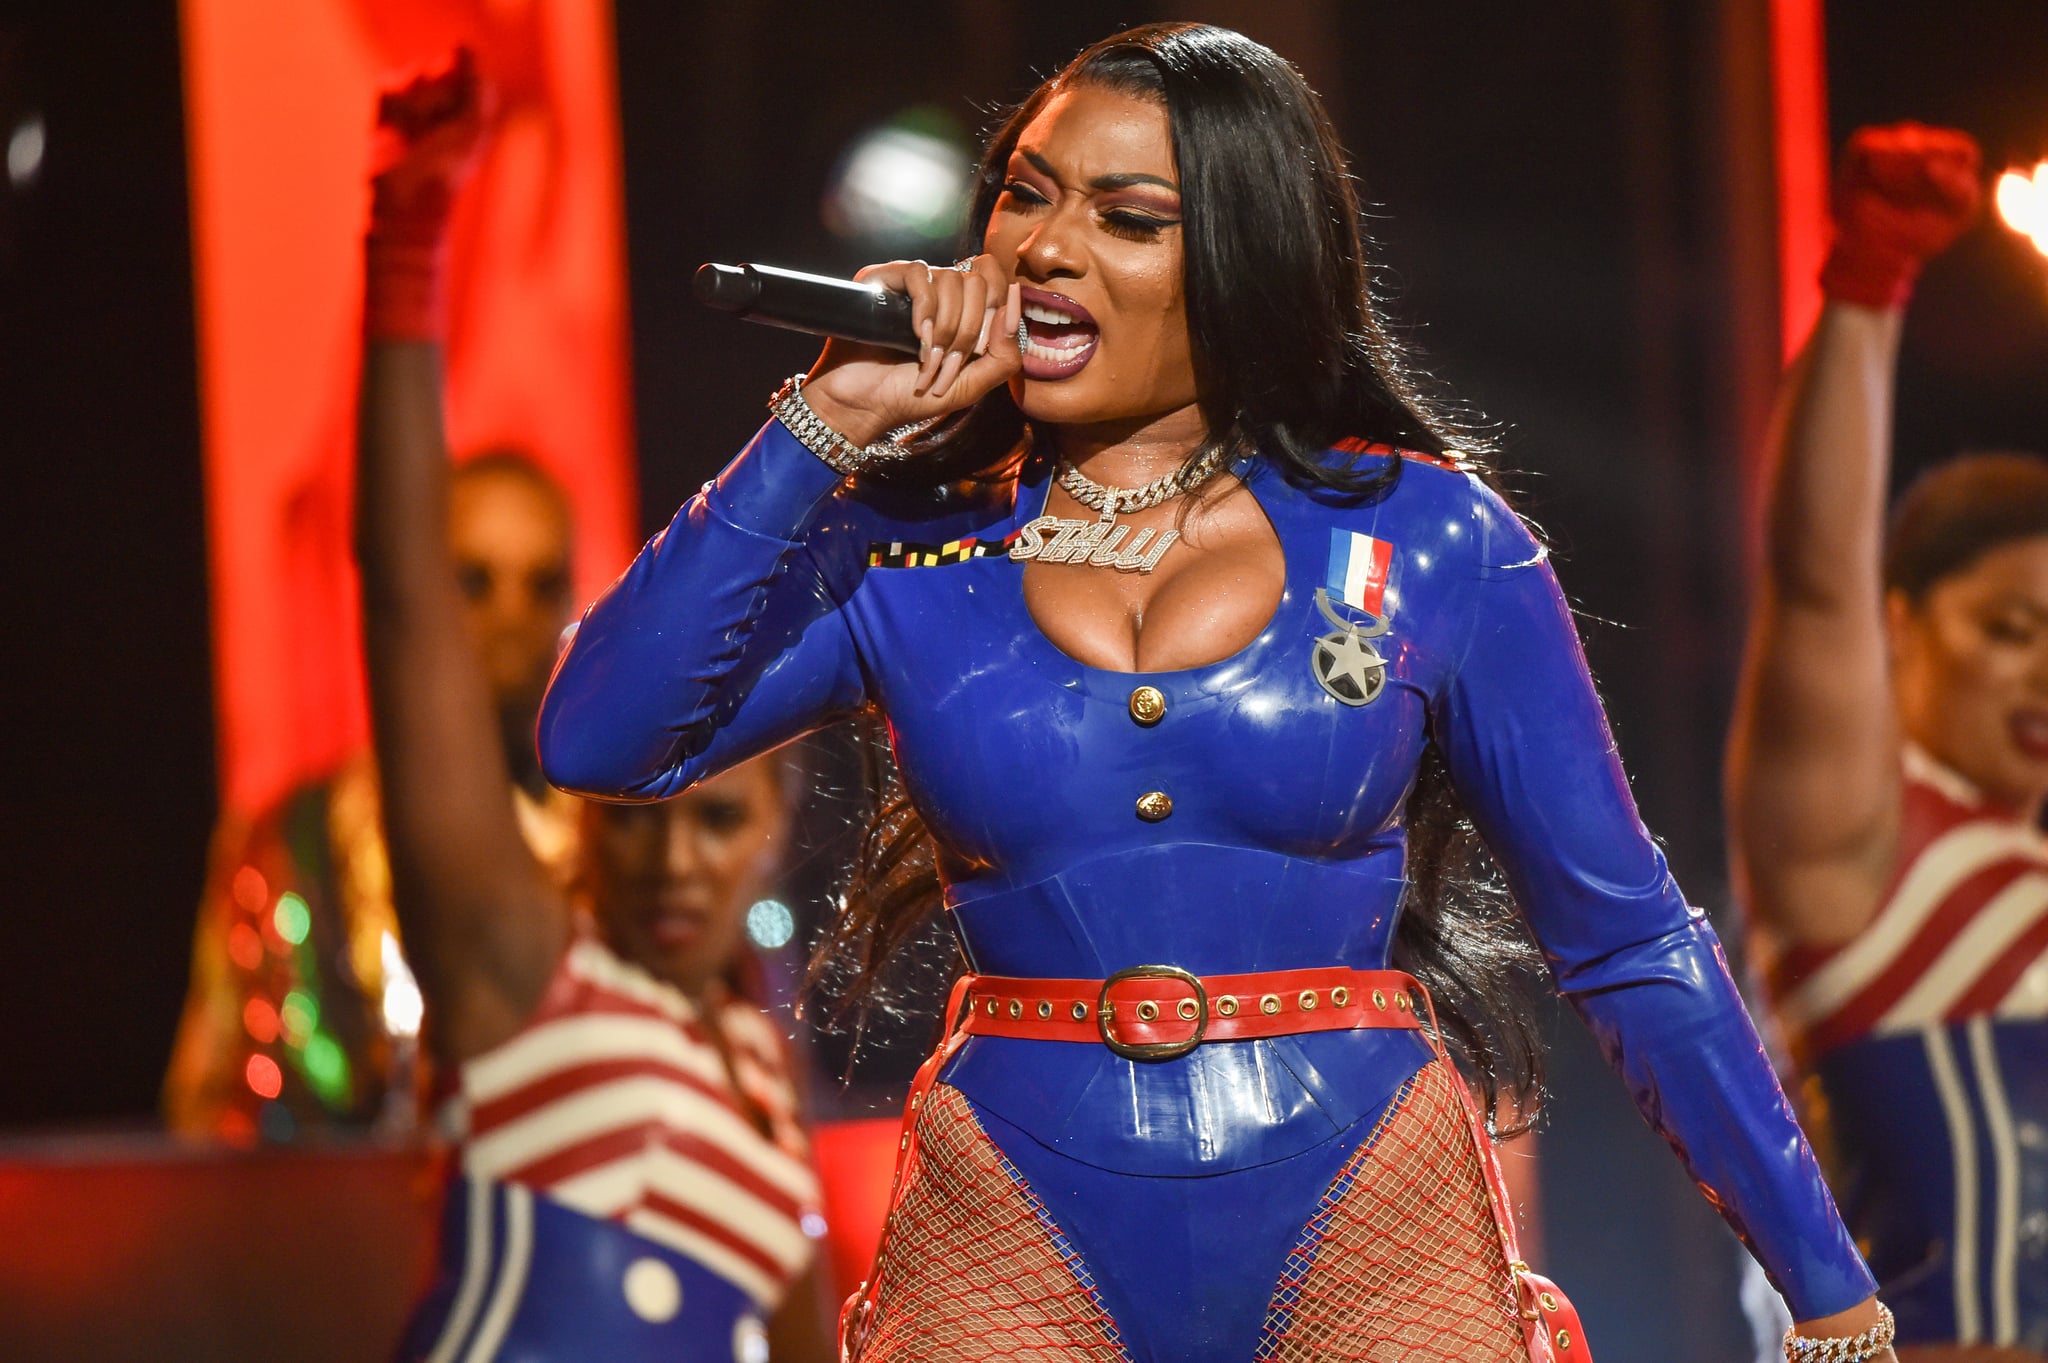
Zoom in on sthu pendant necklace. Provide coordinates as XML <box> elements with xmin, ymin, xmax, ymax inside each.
<box><xmin>1009</xmin><ymin>446</ymin><xmax>1231</xmax><ymax>574</ymax></box>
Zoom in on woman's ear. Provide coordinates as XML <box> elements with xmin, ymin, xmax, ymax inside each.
<box><xmin>1883</xmin><ymin>588</ymin><xmax>1915</xmax><ymax>673</ymax></box>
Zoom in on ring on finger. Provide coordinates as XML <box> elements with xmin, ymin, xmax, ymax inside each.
<box><xmin>948</xmin><ymin>259</ymin><xmax>977</xmax><ymax>273</ymax></box>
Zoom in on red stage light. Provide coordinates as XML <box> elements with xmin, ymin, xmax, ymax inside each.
<box><xmin>230</xmin><ymin>864</ymin><xmax>268</xmax><ymax>913</ymax></box>
<box><xmin>227</xmin><ymin>922</ymin><xmax>264</xmax><ymax>972</ymax></box>
<box><xmin>244</xmin><ymin>1053</ymin><xmax>283</xmax><ymax>1100</ymax></box>
<box><xmin>243</xmin><ymin>997</ymin><xmax>280</xmax><ymax>1045</ymax></box>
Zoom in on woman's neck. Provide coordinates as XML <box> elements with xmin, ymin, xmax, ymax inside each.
<box><xmin>1046</xmin><ymin>402</ymin><xmax>1208</xmax><ymax>486</ymax></box>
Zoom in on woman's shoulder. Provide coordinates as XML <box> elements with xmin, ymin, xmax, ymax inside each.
<box><xmin>1283</xmin><ymin>438</ymin><xmax>1544</xmax><ymax>577</ymax></box>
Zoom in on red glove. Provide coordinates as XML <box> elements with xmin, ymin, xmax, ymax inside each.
<box><xmin>1820</xmin><ymin>122</ymin><xmax>1982</xmax><ymax>309</ymax></box>
<box><xmin>364</xmin><ymin>48</ymin><xmax>489</xmax><ymax>343</ymax></box>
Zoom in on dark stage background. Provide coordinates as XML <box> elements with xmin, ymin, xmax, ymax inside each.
<box><xmin>3</xmin><ymin>2</ymin><xmax>2045</xmax><ymax>1360</ymax></box>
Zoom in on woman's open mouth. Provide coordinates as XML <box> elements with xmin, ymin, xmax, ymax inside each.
<box><xmin>1019</xmin><ymin>287</ymin><xmax>1099</xmax><ymax>380</ymax></box>
<box><xmin>2010</xmin><ymin>709</ymin><xmax>2048</xmax><ymax>763</ymax></box>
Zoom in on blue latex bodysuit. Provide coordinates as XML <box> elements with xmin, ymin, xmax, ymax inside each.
<box><xmin>539</xmin><ymin>421</ymin><xmax>1878</xmax><ymax>1357</ymax></box>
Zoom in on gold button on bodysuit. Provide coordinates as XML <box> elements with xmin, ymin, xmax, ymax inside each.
<box><xmin>1128</xmin><ymin>686</ymin><xmax>1167</xmax><ymax>726</ymax></box>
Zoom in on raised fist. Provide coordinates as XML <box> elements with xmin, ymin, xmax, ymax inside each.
<box><xmin>1821</xmin><ymin>122</ymin><xmax>1982</xmax><ymax>309</ymax></box>
<box><xmin>365</xmin><ymin>48</ymin><xmax>491</xmax><ymax>342</ymax></box>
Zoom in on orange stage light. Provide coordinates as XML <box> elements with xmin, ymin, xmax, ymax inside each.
<box><xmin>1996</xmin><ymin>160</ymin><xmax>2048</xmax><ymax>258</ymax></box>
<box><xmin>180</xmin><ymin>0</ymin><xmax>638</xmax><ymax>819</ymax></box>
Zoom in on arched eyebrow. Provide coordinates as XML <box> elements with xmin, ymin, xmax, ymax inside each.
<box><xmin>1016</xmin><ymin>147</ymin><xmax>1179</xmax><ymax>194</ymax></box>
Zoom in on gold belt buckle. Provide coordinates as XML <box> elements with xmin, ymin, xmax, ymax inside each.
<box><xmin>1097</xmin><ymin>964</ymin><xmax>1208</xmax><ymax>1061</ymax></box>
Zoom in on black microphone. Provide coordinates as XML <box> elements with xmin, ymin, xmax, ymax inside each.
<box><xmin>692</xmin><ymin>262</ymin><xmax>920</xmax><ymax>355</ymax></box>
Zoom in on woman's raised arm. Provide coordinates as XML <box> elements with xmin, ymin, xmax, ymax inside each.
<box><xmin>355</xmin><ymin>54</ymin><xmax>567</xmax><ymax>1064</ymax></box>
<box><xmin>1725</xmin><ymin>124</ymin><xmax>1980</xmax><ymax>946</ymax></box>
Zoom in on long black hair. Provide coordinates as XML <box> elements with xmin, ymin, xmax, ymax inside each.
<box><xmin>810</xmin><ymin>22</ymin><xmax>1548</xmax><ymax>1130</ymax></box>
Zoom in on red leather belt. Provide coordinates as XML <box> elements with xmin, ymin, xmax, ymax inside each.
<box><xmin>841</xmin><ymin>963</ymin><xmax>1594</xmax><ymax>1363</ymax></box>
<box><xmin>959</xmin><ymin>964</ymin><xmax>1429</xmax><ymax>1061</ymax></box>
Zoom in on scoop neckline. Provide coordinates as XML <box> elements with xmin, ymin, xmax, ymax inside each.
<box><xmin>1010</xmin><ymin>453</ymin><xmax>1293</xmax><ymax>686</ymax></box>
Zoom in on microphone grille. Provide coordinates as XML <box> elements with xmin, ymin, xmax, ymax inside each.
<box><xmin>692</xmin><ymin>262</ymin><xmax>759</xmax><ymax>313</ymax></box>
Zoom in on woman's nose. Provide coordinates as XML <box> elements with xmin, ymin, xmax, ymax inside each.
<box><xmin>1017</xmin><ymin>206</ymin><xmax>1083</xmax><ymax>279</ymax></box>
<box><xmin>662</xmin><ymin>822</ymin><xmax>701</xmax><ymax>877</ymax></box>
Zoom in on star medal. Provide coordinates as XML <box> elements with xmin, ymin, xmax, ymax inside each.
<box><xmin>1310</xmin><ymin>586</ymin><xmax>1389</xmax><ymax>707</ymax></box>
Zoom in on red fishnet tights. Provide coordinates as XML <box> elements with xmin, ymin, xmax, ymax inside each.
<box><xmin>1255</xmin><ymin>1060</ymin><xmax>1529</xmax><ymax>1362</ymax></box>
<box><xmin>850</xmin><ymin>1083</ymin><xmax>1130</xmax><ymax>1362</ymax></box>
<box><xmin>850</xmin><ymin>1064</ymin><xmax>1527</xmax><ymax>1362</ymax></box>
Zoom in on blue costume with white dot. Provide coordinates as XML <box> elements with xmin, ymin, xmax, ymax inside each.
<box><xmin>393</xmin><ymin>937</ymin><xmax>817</xmax><ymax>1363</ymax></box>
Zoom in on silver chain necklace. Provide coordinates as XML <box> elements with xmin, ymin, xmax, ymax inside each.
<box><xmin>1008</xmin><ymin>446</ymin><xmax>1231</xmax><ymax>574</ymax></box>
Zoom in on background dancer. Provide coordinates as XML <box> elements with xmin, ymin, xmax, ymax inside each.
<box><xmin>162</xmin><ymin>437</ymin><xmax>580</xmax><ymax>1143</ymax></box>
<box><xmin>1729</xmin><ymin>121</ymin><xmax>2046</xmax><ymax>1361</ymax></box>
<box><xmin>359</xmin><ymin>55</ymin><xmax>830</xmax><ymax>1362</ymax></box>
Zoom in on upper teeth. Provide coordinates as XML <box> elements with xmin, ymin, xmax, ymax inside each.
<box><xmin>1025</xmin><ymin>303</ymin><xmax>1080</xmax><ymax>325</ymax></box>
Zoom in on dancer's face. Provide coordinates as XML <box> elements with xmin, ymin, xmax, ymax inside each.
<box><xmin>583</xmin><ymin>760</ymin><xmax>785</xmax><ymax>997</ymax></box>
<box><xmin>448</xmin><ymin>465</ymin><xmax>572</xmax><ymax>715</ymax></box>
<box><xmin>984</xmin><ymin>84</ymin><xmax>1197</xmax><ymax>430</ymax></box>
<box><xmin>1891</xmin><ymin>536</ymin><xmax>2048</xmax><ymax>812</ymax></box>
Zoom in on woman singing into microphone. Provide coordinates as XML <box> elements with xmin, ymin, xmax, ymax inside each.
<box><xmin>542</xmin><ymin>24</ymin><xmax>1890</xmax><ymax>1363</ymax></box>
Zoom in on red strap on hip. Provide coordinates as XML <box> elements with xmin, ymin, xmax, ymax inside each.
<box><xmin>1418</xmin><ymin>990</ymin><xmax>1595</xmax><ymax>1363</ymax></box>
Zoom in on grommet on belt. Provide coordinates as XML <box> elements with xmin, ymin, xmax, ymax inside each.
<box><xmin>1331</xmin><ymin>986</ymin><xmax>1350</xmax><ymax>1007</ymax></box>
<box><xmin>1372</xmin><ymin>989</ymin><xmax>1388</xmax><ymax>1010</ymax></box>
<box><xmin>1070</xmin><ymin>1002</ymin><xmax>1088</xmax><ymax>1021</ymax></box>
<box><xmin>1007</xmin><ymin>999</ymin><xmax>1022</xmax><ymax>1019</ymax></box>
<box><xmin>1036</xmin><ymin>1000</ymin><xmax>1052</xmax><ymax>1019</ymax></box>
<box><xmin>1299</xmin><ymin>990</ymin><xmax>1319</xmax><ymax>1011</ymax></box>
<box><xmin>1260</xmin><ymin>993</ymin><xmax>1281</xmax><ymax>1015</ymax></box>
<box><xmin>1135</xmin><ymin>1000</ymin><xmax>1159</xmax><ymax>1022</ymax></box>
<box><xmin>1128</xmin><ymin>685</ymin><xmax>1167</xmax><ymax>726</ymax></box>
<box><xmin>1216</xmin><ymin>996</ymin><xmax>1240</xmax><ymax>1017</ymax></box>
<box><xmin>1136</xmin><ymin>790</ymin><xmax>1173</xmax><ymax>821</ymax></box>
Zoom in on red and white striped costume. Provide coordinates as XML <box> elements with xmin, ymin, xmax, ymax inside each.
<box><xmin>1776</xmin><ymin>745</ymin><xmax>2048</xmax><ymax>1056</ymax></box>
<box><xmin>445</xmin><ymin>932</ymin><xmax>822</xmax><ymax>1306</ymax></box>
<box><xmin>1768</xmin><ymin>746</ymin><xmax>2048</xmax><ymax>1350</ymax></box>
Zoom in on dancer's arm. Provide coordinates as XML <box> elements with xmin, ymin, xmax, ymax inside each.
<box><xmin>1727</xmin><ymin>124</ymin><xmax>1981</xmax><ymax>946</ymax></box>
<box><xmin>356</xmin><ymin>54</ymin><xmax>568</xmax><ymax>1065</ymax></box>
<box><xmin>539</xmin><ymin>262</ymin><xmax>1021</xmax><ymax>800</ymax></box>
<box><xmin>1433</xmin><ymin>481</ymin><xmax>1880</xmax><ymax>1337</ymax></box>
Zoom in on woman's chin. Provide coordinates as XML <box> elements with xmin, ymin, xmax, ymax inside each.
<box><xmin>1014</xmin><ymin>376</ymin><xmax>1140</xmax><ymax>428</ymax></box>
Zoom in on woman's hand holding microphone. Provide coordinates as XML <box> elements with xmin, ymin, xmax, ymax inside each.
<box><xmin>798</xmin><ymin>256</ymin><xmax>1023</xmax><ymax>448</ymax></box>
